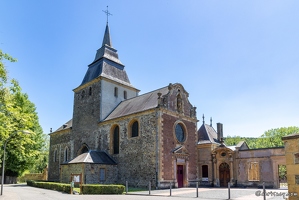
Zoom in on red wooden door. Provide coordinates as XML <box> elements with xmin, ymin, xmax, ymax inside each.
<box><xmin>177</xmin><ymin>165</ymin><xmax>184</xmax><ymax>188</ymax></box>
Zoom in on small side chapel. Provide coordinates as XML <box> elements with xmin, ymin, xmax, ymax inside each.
<box><xmin>197</xmin><ymin>118</ymin><xmax>286</xmax><ymax>189</ymax></box>
<box><xmin>48</xmin><ymin>21</ymin><xmax>198</xmax><ymax>188</ymax></box>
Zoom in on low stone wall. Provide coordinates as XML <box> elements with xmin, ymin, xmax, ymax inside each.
<box><xmin>22</xmin><ymin>167</ymin><xmax>48</xmax><ymax>181</ymax></box>
<box><xmin>23</xmin><ymin>173</ymin><xmax>46</xmax><ymax>181</ymax></box>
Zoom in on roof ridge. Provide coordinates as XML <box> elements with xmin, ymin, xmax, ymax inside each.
<box><xmin>83</xmin><ymin>151</ymin><xmax>91</xmax><ymax>162</ymax></box>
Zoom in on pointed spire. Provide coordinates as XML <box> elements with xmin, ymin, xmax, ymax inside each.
<box><xmin>210</xmin><ymin>117</ymin><xmax>212</xmax><ymax>127</ymax></box>
<box><xmin>102</xmin><ymin>24</ymin><xmax>112</xmax><ymax>47</ymax></box>
<box><xmin>101</xmin><ymin>6</ymin><xmax>113</xmax><ymax>47</ymax></box>
<box><xmin>202</xmin><ymin>114</ymin><xmax>205</xmax><ymax>124</ymax></box>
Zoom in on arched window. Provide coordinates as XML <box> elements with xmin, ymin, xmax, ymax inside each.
<box><xmin>124</xmin><ymin>91</ymin><xmax>127</xmax><ymax>99</ymax></box>
<box><xmin>54</xmin><ymin>149</ymin><xmax>57</xmax><ymax>162</ymax></box>
<box><xmin>89</xmin><ymin>87</ymin><xmax>92</xmax><ymax>95</ymax></box>
<box><xmin>131</xmin><ymin>121</ymin><xmax>139</xmax><ymax>137</ymax></box>
<box><xmin>78</xmin><ymin>144</ymin><xmax>89</xmax><ymax>155</ymax></box>
<box><xmin>113</xmin><ymin>126</ymin><xmax>119</xmax><ymax>154</ymax></box>
<box><xmin>202</xmin><ymin>165</ymin><xmax>208</xmax><ymax>177</ymax></box>
<box><xmin>64</xmin><ymin>147</ymin><xmax>68</xmax><ymax>162</ymax></box>
<box><xmin>81</xmin><ymin>90</ymin><xmax>85</xmax><ymax>99</ymax></box>
<box><xmin>114</xmin><ymin>87</ymin><xmax>118</xmax><ymax>97</ymax></box>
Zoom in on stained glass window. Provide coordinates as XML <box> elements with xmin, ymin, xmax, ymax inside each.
<box><xmin>175</xmin><ymin>124</ymin><xmax>185</xmax><ymax>142</ymax></box>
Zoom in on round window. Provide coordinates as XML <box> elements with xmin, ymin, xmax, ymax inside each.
<box><xmin>175</xmin><ymin>123</ymin><xmax>185</xmax><ymax>142</ymax></box>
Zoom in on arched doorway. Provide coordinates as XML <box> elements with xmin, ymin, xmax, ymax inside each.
<box><xmin>219</xmin><ymin>162</ymin><xmax>230</xmax><ymax>187</ymax></box>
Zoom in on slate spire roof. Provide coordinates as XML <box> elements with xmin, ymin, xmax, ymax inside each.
<box><xmin>80</xmin><ymin>23</ymin><xmax>136</xmax><ymax>89</ymax></box>
<box><xmin>102</xmin><ymin>24</ymin><xmax>112</xmax><ymax>47</ymax></box>
<box><xmin>197</xmin><ymin>123</ymin><xmax>220</xmax><ymax>144</ymax></box>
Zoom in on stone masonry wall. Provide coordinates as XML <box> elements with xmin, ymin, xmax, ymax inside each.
<box><xmin>99</xmin><ymin>111</ymin><xmax>158</xmax><ymax>187</ymax></box>
<box><xmin>72</xmin><ymin>80</ymin><xmax>102</xmax><ymax>156</ymax></box>
<box><xmin>85</xmin><ymin>164</ymin><xmax>118</xmax><ymax>184</ymax></box>
<box><xmin>48</xmin><ymin>130</ymin><xmax>71</xmax><ymax>181</ymax></box>
<box><xmin>235</xmin><ymin>148</ymin><xmax>285</xmax><ymax>188</ymax></box>
<box><xmin>60</xmin><ymin>163</ymin><xmax>83</xmax><ymax>183</ymax></box>
<box><xmin>282</xmin><ymin>134</ymin><xmax>299</xmax><ymax>199</ymax></box>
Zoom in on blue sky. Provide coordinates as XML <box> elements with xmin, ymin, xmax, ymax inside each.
<box><xmin>1</xmin><ymin>0</ymin><xmax>298</xmax><ymax>137</ymax></box>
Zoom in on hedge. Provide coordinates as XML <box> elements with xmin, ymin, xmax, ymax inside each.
<box><xmin>81</xmin><ymin>184</ymin><xmax>124</xmax><ymax>194</ymax></box>
<box><xmin>27</xmin><ymin>180</ymin><xmax>125</xmax><ymax>194</ymax></box>
<box><xmin>27</xmin><ymin>180</ymin><xmax>71</xmax><ymax>193</ymax></box>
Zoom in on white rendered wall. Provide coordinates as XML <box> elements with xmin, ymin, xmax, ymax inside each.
<box><xmin>100</xmin><ymin>79</ymin><xmax>138</xmax><ymax>120</ymax></box>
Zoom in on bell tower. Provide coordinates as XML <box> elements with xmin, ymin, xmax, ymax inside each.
<box><xmin>72</xmin><ymin>20</ymin><xmax>139</xmax><ymax>136</ymax></box>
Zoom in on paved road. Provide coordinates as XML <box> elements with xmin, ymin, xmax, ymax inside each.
<box><xmin>0</xmin><ymin>184</ymin><xmax>293</xmax><ymax>200</ymax></box>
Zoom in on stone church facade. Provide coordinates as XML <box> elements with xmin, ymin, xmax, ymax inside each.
<box><xmin>48</xmin><ymin>22</ymin><xmax>197</xmax><ymax>188</ymax></box>
<box><xmin>48</xmin><ymin>21</ymin><xmax>287</xmax><ymax>189</ymax></box>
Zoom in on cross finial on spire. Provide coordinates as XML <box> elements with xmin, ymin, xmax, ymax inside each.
<box><xmin>102</xmin><ymin>6</ymin><xmax>112</xmax><ymax>24</ymax></box>
<box><xmin>202</xmin><ymin>114</ymin><xmax>205</xmax><ymax>124</ymax></box>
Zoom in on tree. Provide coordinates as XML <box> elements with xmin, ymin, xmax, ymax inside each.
<box><xmin>254</xmin><ymin>126</ymin><xmax>299</xmax><ymax>148</ymax></box>
<box><xmin>0</xmin><ymin>49</ymin><xmax>46</xmax><ymax>176</ymax></box>
<box><xmin>29</xmin><ymin>134</ymin><xmax>49</xmax><ymax>173</ymax></box>
<box><xmin>224</xmin><ymin>126</ymin><xmax>299</xmax><ymax>149</ymax></box>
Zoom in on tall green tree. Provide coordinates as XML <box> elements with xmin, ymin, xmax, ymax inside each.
<box><xmin>253</xmin><ymin>126</ymin><xmax>299</xmax><ymax>148</ymax></box>
<box><xmin>0</xmin><ymin>50</ymin><xmax>45</xmax><ymax>176</ymax></box>
<box><xmin>225</xmin><ymin>126</ymin><xmax>299</xmax><ymax>149</ymax></box>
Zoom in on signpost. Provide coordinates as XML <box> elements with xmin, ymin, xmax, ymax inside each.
<box><xmin>70</xmin><ymin>173</ymin><xmax>82</xmax><ymax>194</ymax></box>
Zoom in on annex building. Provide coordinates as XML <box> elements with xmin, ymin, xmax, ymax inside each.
<box><xmin>48</xmin><ymin>21</ymin><xmax>286</xmax><ymax>189</ymax></box>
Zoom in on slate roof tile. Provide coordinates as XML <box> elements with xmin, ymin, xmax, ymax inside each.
<box><xmin>65</xmin><ymin>150</ymin><xmax>116</xmax><ymax>165</ymax></box>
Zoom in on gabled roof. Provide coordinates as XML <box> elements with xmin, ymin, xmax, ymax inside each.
<box><xmin>236</xmin><ymin>141</ymin><xmax>249</xmax><ymax>150</ymax></box>
<box><xmin>52</xmin><ymin>119</ymin><xmax>72</xmax><ymax>133</ymax></box>
<box><xmin>197</xmin><ymin>124</ymin><xmax>220</xmax><ymax>144</ymax></box>
<box><xmin>65</xmin><ymin>150</ymin><xmax>116</xmax><ymax>165</ymax></box>
<box><xmin>104</xmin><ymin>86</ymin><xmax>169</xmax><ymax>121</ymax></box>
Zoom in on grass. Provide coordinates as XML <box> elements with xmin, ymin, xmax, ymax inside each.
<box><xmin>73</xmin><ymin>187</ymin><xmax>81</xmax><ymax>194</ymax></box>
<box><xmin>126</xmin><ymin>187</ymin><xmax>149</xmax><ymax>192</ymax></box>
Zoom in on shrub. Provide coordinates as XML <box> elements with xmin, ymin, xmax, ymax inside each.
<box><xmin>82</xmin><ymin>184</ymin><xmax>124</xmax><ymax>194</ymax></box>
<box><xmin>26</xmin><ymin>180</ymin><xmax>71</xmax><ymax>193</ymax></box>
<box><xmin>27</xmin><ymin>180</ymin><xmax>125</xmax><ymax>195</ymax></box>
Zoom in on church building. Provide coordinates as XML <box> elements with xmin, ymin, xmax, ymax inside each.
<box><xmin>48</xmin><ymin>19</ymin><xmax>287</xmax><ymax>189</ymax></box>
<box><xmin>48</xmin><ymin>21</ymin><xmax>198</xmax><ymax>188</ymax></box>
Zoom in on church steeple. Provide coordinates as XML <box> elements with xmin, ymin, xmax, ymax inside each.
<box><xmin>102</xmin><ymin>24</ymin><xmax>112</xmax><ymax>47</ymax></box>
<box><xmin>92</xmin><ymin>23</ymin><xmax>122</xmax><ymax>65</ymax></box>
<box><xmin>79</xmin><ymin>14</ymin><xmax>139</xmax><ymax>90</ymax></box>
<box><xmin>102</xmin><ymin>6</ymin><xmax>113</xmax><ymax>47</ymax></box>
